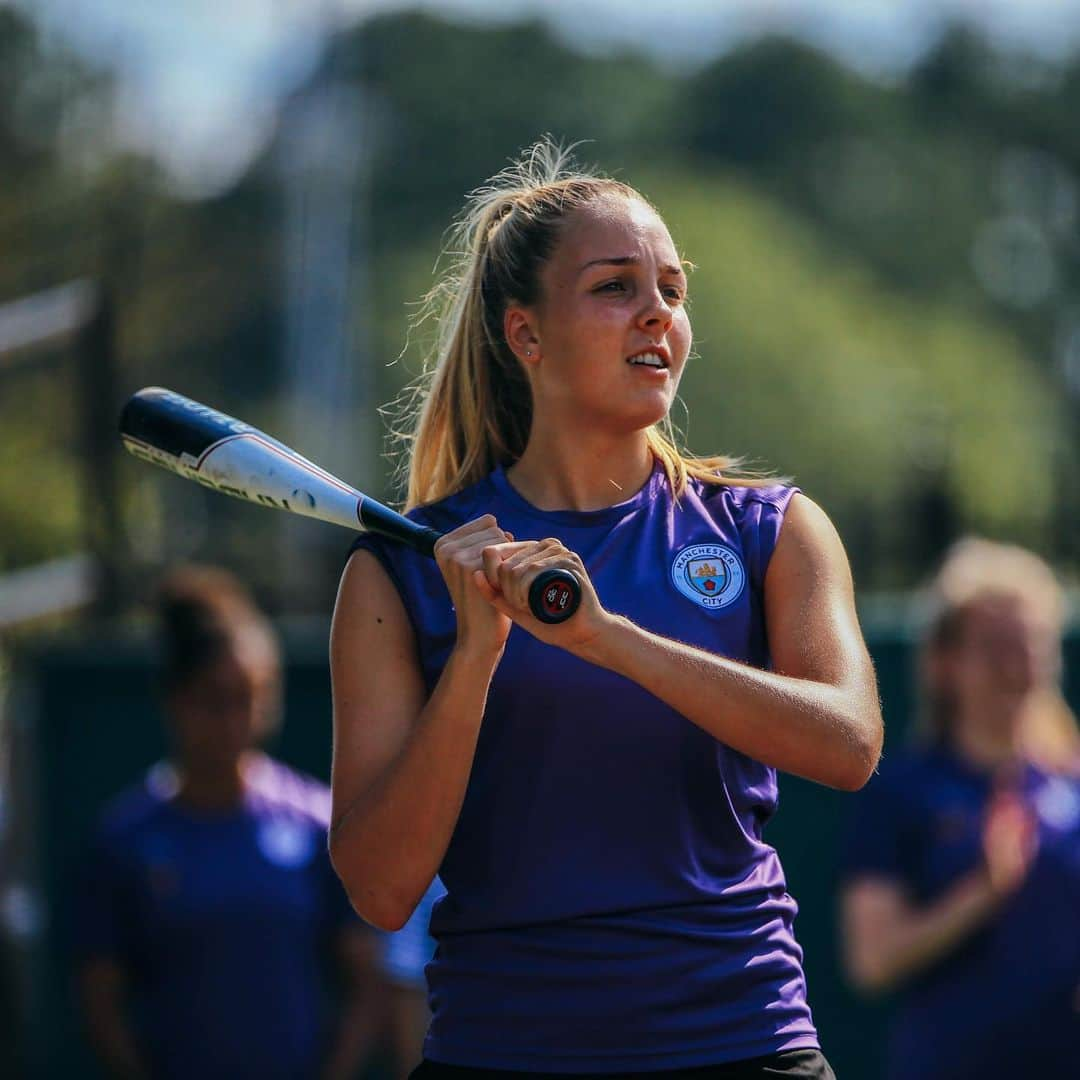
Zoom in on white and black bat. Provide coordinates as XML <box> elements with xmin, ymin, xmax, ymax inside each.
<box><xmin>119</xmin><ymin>387</ymin><xmax>581</xmax><ymax>623</ymax></box>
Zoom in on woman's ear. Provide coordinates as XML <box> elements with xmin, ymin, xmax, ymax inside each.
<box><xmin>504</xmin><ymin>305</ymin><xmax>540</xmax><ymax>365</ymax></box>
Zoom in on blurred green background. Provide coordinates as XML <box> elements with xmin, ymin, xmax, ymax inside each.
<box><xmin>1</xmin><ymin>1</ymin><xmax>1078</xmax><ymax>1076</ymax></box>
<box><xmin>2</xmin><ymin>4</ymin><xmax>1079</xmax><ymax>605</ymax></box>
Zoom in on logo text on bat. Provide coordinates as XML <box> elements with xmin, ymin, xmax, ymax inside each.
<box><xmin>159</xmin><ymin>390</ymin><xmax>254</xmax><ymax>436</ymax></box>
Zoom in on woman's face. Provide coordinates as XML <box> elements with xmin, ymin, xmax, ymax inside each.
<box><xmin>168</xmin><ymin>638</ymin><xmax>280</xmax><ymax>774</ymax></box>
<box><xmin>947</xmin><ymin>596</ymin><xmax>1059</xmax><ymax>727</ymax></box>
<box><xmin>519</xmin><ymin>195</ymin><xmax>692</xmax><ymax>435</ymax></box>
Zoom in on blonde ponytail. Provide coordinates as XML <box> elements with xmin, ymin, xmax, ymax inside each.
<box><xmin>392</xmin><ymin>138</ymin><xmax>771</xmax><ymax>510</ymax></box>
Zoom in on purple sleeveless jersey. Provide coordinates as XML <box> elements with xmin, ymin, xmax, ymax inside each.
<box><xmin>350</xmin><ymin>460</ymin><xmax>819</xmax><ymax>1071</ymax></box>
<box><xmin>77</xmin><ymin>757</ymin><xmax>357</xmax><ymax>1079</ymax></box>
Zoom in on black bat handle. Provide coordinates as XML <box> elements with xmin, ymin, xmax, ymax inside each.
<box><xmin>360</xmin><ymin>501</ymin><xmax>582</xmax><ymax>624</ymax></box>
<box><xmin>528</xmin><ymin>568</ymin><xmax>582</xmax><ymax>624</ymax></box>
<box><xmin>406</xmin><ymin>525</ymin><xmax>582</xmax><ymax>623</ymax></box>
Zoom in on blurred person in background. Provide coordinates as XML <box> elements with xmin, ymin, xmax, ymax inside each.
<box><xmin>840</xmin><ymin>538</ymin><xmax>1080</xmax><ymax>1080</ymax></box>
<box><xmin>0</xmin><ymin>653</ymin><xmax>25</xmax><ymax>1076</ymax></box>
<box><xmin>376</xmin><ymin>876</ymin><xmax>446</xmax><ymax>1080</ymax></box>
<box><xmin>76</xmin><ymin>565</ymin><xmax>379</xmax><ymax>1079</ymax></box>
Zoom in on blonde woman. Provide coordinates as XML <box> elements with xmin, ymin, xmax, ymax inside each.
<box><xmin>840</xmin><ymin>539</ymin><xmax>1080</xmax><ymax>1080</ymax></box>
<box><xmin>329</xmin><ymin>141</ymin><xmax>882</xmax><ymax>1078</ymax></box>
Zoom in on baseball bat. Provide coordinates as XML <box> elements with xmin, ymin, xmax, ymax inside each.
<box><xmin>118</xmin><ymin>387</ymin><xmax>581</xmax><ymax>624</ymax></box>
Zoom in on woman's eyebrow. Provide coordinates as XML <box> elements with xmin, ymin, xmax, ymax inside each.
<box><xmin>579</xmin><ymin>255</ymin><xmax>638</xmax><ymax>273</ymax></box>
<box><xmin>578</xmin><ymin>255</ymin><xmax>686</xmax><ymax>277</ymax></box>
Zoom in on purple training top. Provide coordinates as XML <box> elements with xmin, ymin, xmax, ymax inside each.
<box><xmin>77</xmin><ymin>756</ymin><xmax>357</xmax><ymax>1080</ymax></box>
<box><xmin>843</xmin><ymin>746</ymin><xmax>1080</xmax><ymax>1080</ymax></box>
<box><xmin>351</xmin><ymin>459</ymin><xmax>818</xmax><ymax>1072</ymax></box>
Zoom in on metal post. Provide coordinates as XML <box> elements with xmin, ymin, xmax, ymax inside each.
<box><xmin>75</xmin><ymin>287</ymin><xmax>126</xmax><ymax>616</ymax></box>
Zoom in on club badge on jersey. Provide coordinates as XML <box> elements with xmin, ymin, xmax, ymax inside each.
<box><xmin>671</xmin><ymin>544</ymin><xmax>746</xmax><ymax>610</ymax></box>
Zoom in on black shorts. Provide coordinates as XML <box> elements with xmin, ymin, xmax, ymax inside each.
<box><xmin>410</xmin><ymin>1048</ymin><xmax>837</xmax><ymax>1080</ymax></box>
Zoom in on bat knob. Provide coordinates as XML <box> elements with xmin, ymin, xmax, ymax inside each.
<box><xmin>528</xmin><ymin>569</ymin><xmax>582</xmax><ymax>624</ymax></box>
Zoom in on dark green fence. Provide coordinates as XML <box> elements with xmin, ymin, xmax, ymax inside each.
<box><xmin>9</xmin><ymin>621</ymin><xmax>1079</xmax><ymax>1078</ymax></box>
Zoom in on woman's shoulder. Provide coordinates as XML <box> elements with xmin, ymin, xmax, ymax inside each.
<box><xmin>683</xmin><ymin>476</ymin><xmax>802</xmax><ymax>584</ymax></box>
<box><xmin>689</xmin><ymin>474</ymin><xmax>801</xmax><ymax>515</ymax></box>
<box><xmin>93</xmin><ymin>763</ymin><xmax>178</xmax><ymax>849</ymax></box>
<box><xmin>245</xmin><ymin>755</ymin><xmax>332</xmax><ymax>827</ymax></box>
<box><xmin>406</xmin><ymin>472</ymin><xmax>500</xmax><ymax>531</ymax></box>
<box><xmin>358</xmin><ymin>474</ymin><xmax>498</xmax><ymax>545</ymax></box>
<box><xmin>347</xmin><ymin>473</ymin><xmax>498</xmax><ymax>573</ymax></box>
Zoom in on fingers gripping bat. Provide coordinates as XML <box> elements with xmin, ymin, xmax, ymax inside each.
<box><xmin>118</xmin><ymin>387</ymin><xmax>581</xmax><ymax>624</ymax></box>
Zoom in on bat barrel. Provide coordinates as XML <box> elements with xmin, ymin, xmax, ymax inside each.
<box><xmin>120</xmin><ymin>387</ymin><xmax>582</xmax><ymax>622</ymax></box>
<box><xmin>120</xmin><ymin>386</ymin><xmax>254</xmax><ymax>464</ymax></box>
<box><xmin>119</xmin><ymin>387</ymin><xmax>366</xmax><ymax>532</ymax></box>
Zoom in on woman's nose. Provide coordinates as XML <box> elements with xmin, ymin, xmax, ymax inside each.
<box><xmin>638</xmin><ymin>291</ymin><xmax>673</xmax><ymax>332</ymax></box>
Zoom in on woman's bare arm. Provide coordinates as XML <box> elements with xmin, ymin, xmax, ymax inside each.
<box><xmin>484</xmin><ymin>495</ymin><xmax>883</xmax><ymax>791</ymax></box>
<box><xmin>79</xmin><ymin>959</ymin><xmax>150</xmax><ymax>1080</ymax></box>
<box><xmin>328</xmin><ymin>517</ymin><xmax>516</xmax><ymax>930</ymax></box>
<box><xmin>840</xmin><ymin>874</ymin><xmax>1002</xmax><ymax>993</ymax></box>
<box><xmin>842</xmin><ymin>788</ymin><xmax>1038</xmax><ymax>992</ymax></box>
<box><xmin>328</xmin><ymin>551</ymin><xmax>497</xmax><ymax>929</ymax></box>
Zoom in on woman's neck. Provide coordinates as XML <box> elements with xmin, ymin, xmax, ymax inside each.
<box><xmin>507</xmin><ymin>429</ymin><xmax>654</xmax><ymax>511</ymax></box>
<box><xmin>949</xmin><ymin>705</ymin><xmax>1025</xmax><ymax>772</ymax></box>
<box><xmin>175</xmin><ymin>751</ymin><xmax>259</xmax><ymax>812</ymax></box>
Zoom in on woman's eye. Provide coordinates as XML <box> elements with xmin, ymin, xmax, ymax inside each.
<box><xmin>593</xmin><ymin>279</ymin><xmax>685</xmax><ymax>302</ymax></box>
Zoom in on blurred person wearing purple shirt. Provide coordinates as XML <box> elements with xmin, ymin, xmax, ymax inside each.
<box><xmin>77</xmin><ymin>566</ymin><xmax>380</xmax><ymax>1079</ymax></box>
<box><xmin>841</xmin><ymin>539</ymin><xmax>1080</xmax><ymax>1080</ymax></box>
<box><xmin>377</xmin><ymin>877</ymin><xmax>446</xmax><ymax>1079</ymax></box>
<box><xmin>327</xmin><ymin>141</ymin><xmax>883</xmax><ymax>1077</ymax></box>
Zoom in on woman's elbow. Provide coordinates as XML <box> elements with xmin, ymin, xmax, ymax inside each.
<box><xmin>844</xmin><ymin>943</ymin><xmax>901</xmax><ymax>996</ymax></box>
<box><xmin>334</xmin><ymin>872</ymin><xmax>413</xmax><ymax>932</ymax></box>
<box><xmin>840</xmin><ymin>881</ymin><xmax>907</xmax><ymax>996</ymax></box>
<box><xmin>359</xmin><ymin>902</ymin><xmax>412</xmax><ymax>934</ymax></box>
<box><xmin>838</xmin><ymin>744</ymin><xmax>881</xmax><ymax>792</ymax></box>
<box><xmin>823</xmin><ymin>739</ymin><xmax>880</xmax><ymax>792</ymax></box>
<box><xmin>839</xmin><ymin>704</ymin><xmax>884</xmax><ymax>791</ymax></box>
<box><xmin>328</xmin><ymin>836</ymin><xmax>417</xmax><ymax>932</ymax></box>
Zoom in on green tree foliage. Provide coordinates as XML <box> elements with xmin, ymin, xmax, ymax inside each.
<box><xmin>651</xmin><ymin>169</ymin><xmax>1062</xmax><ymax>583</ymax></box>
<box><xmin>325</xmin><ymin>12</ymin><xmax>677</xmax><ymax>245</ymax></box>
<box><xmin>682</xmin><ymin>37</ymin><xmax>898</xmax><ymax>169</ymax></box>
<box><xmin>1</xmin><ymin>7</ymin><xmax>1077</xmax><ymax>601</ymax></box>
<box><xmin>0</xmin><ymin>9</ymin><xmax>280</xmax><ymax>582</ymax></box>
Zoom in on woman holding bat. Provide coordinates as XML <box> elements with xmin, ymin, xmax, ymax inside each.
<box><xmin>329</xmin><ymin>140</ymin><xmax>883</xmax><ymax>1078</ymax></box>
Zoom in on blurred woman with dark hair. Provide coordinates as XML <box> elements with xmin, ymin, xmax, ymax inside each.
<box><xmin>77</xmin><ymin>565</ymin><xmax>378</xmax><ymax>1079</ymax></box>
<box><xmin>840</xmin><ymin>538</ymin><xmax>1080</xmax><ymax>1080</ymax></box>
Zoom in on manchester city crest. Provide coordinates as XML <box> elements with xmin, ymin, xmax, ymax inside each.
<box><xmin>671</xmin><ymin>543</ymin><xmax>746</xmax><ymax>609</ymax></box>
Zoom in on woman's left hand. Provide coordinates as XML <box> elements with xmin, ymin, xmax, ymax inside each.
<box><xmin>472</xmin><ymin>537</ymin><xmax>614</xmax><ymax>654</ymax></box>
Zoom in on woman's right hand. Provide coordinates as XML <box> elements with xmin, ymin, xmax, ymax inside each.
<box><xmin>982</xmin><ymin>787</ymin><xmax>1039</xmax><ymax>898</ymax></box>
<box><xmin>433</xmin><ymin>515</ymin><xmax>518</xmax><ymax>657</ymax></box>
